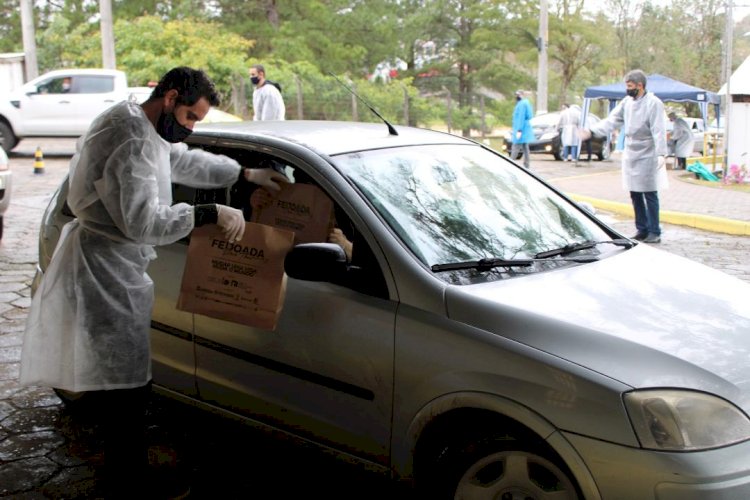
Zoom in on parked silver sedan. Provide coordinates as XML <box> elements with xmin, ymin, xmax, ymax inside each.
<box><xmin>35</xmin><ymin>120</ymin><xmax>750</xmax><ymax>499</ymax></box>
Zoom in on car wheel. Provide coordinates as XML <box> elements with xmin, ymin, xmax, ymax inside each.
<box><xmin>553</xmin><ymin>147</ymin><xmax>563</xmax><ymax>161</ymax></box>
<box><xmin>420</xmin><ymin>430</ymin><xmax>581</xmax><ymax>499</ymax></box>
<box><xmin>0</xmin><ymin>121</ymin><xmax>17</xmax><ymax>153</ymax></box>
<box><xmin>597</xmin><ymin>140</ymin><xmax>611</xmax><ymax>161</ymax></box>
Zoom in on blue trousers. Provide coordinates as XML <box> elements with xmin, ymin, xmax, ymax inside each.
<box><xmin>562</xmin><ymin>145</ymin><xmax>578</xmax><ymax>160</ymax></box>
<box><xmin>630</xmin><ymin>191</ymin><xmax>660</xmax><ymax>236</ymax></box>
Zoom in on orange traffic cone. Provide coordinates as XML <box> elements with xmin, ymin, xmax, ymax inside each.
<box><xmin>34</xmin><ymin>146</ymin><xmax>45</xmax><ymax>175</ymax></box>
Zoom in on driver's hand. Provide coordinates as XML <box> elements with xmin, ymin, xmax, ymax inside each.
<box><xmin>244</xmin><ymin>168</ymin><xmax>289</xmax><ymax>192</ymax></box>
<box><xmin>216</xmin><ymin>205</ymin><xmax>246</xmax><ymax>241</ymax></box>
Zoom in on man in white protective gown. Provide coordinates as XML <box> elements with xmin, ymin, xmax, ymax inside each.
<box><xmin>19</xmin><ymin>66</ymin><xmax>287</xmax><ymax>498</ymax></box>
<box><xmin>580</xmin><ymin>69</ymin><xmax>668</xmax><ymax>244</ymax></box>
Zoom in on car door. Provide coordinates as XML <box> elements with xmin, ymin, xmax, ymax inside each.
<box><xmin>21</xmin><ymin>74</ymin><xmax>118</xmax><ymax>135</ymax></box>
<box><xmin>187</xmin><ymin>144</ymin><xmax>397</xmax><ymax>465</ymax></box>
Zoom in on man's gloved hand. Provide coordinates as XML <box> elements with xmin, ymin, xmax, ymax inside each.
<box><xmin>579</xmin><ymin>129</ymin><xmax>592</xmax><ymax>141</ymax></box>
<box><xmin>657</xmin><ymin>155</ymin><xmax>666</xmax><ymax>169</ymax></box>
<box><xmin>216</xmin><ymin>205</ymin><xmax>246</xmax><ymax>241</ymax></box>
<box><xmin>244</xmin><ymin>168</ymin><xmax>289</xmax><ymax>192</ymax></box>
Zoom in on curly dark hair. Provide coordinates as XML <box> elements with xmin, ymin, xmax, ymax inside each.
<box><xmin>150</xmin><ymin>66</ymin><xmax>220</xmax><ymax>107</ymax></box>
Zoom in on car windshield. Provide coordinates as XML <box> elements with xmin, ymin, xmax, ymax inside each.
<box><xmin>337</xmin><ymin>144</ymin><xmax>615</xmax><ymax>283</ymax></box>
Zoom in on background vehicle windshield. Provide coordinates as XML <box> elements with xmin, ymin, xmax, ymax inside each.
<box><xmin>338</xmin><ymin>144</ymin><xmax>611</xmax><ymax>272</ymax></box>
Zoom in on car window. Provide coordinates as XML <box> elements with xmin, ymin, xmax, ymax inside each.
<box><xmin>180</xmin><ymin>144</ymin><xmax>389</xmax><ymax>298</ymax></box>
<box><xmin>74</xmin><ymin>76</ymin><xmax>115</xmax><ymax>94</ymax></box>
<box><xmin>36</xmin><ymin>77</ymin><xmax>70</xmax><ymax>94</ymax></box>
<box><xmin>337</xmin><ymin>144</ymin><xmax>613</xmax><ymax>284</ymax></box>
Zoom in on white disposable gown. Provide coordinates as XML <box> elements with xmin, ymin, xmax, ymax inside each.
<box><xmin>20</xmin><ymin>101</ymin><xmax>242</xmax><ymax>392</ymax></box>
<box><xmin>252</xmin><ymin>83</ymin><xmax>285</xmax><ymax>121</ymax></box>
<box><xmin>670</xmin><ymin>117</ymin><xmax>694</xmax><ymax>159</ymax></box>
<box><xmin>590</xmin><ymin>92</ymin><xmax>668</xmax><ymax>192</ymax></box>
<box><xmin>557</xmin><ymin>106</ymin><xmax>581</xmax><ymax>147</ymax></box>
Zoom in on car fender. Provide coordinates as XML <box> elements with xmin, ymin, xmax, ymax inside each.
<box><xmin>394</xmin><ymin>391</ymin><xmax>601</xmax><ymax>499</ymax></box>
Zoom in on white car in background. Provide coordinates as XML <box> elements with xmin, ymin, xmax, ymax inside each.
<box><xmin>0</xmin><ymin>147</ymin><xmax>9</xmax><ymax>239</ymax></box>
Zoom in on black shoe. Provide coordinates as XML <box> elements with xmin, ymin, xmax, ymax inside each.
<box><xmin>643</xmin><ymin>234</ymin><xmax>661</xmax><ymax>244</ymax></box>
<box><xmin>632</xmin><ymin>232</ymin><xmax>647</xmax><ymax>241</ymax></box>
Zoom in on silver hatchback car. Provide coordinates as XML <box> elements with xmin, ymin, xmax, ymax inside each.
<box><xmin>35</xmin><ymin>120</ymin><xmax>750</xmax><ymax>499</ymax></box>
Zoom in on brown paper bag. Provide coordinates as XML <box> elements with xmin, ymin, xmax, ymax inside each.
<box><xmin>177</xmin><ymin>223</ymin><xmax>295</xmax><ymax>330</ymax></box>
<box><xmin>250</xmin><ymin>183</ymin><xmax>335</xmax><ymax>245</ymax></box>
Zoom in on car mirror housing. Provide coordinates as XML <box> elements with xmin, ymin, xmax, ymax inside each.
<box><xmin>284</xmin><ymin>243</ymin><xmax>348</xmax><ymax>282</ymax></box>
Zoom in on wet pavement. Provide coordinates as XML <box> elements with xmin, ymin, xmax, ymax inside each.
<box><xmin>1</xmin><ymin>139</ymin><xmax>749</xmax><ymax>498</ymax></box>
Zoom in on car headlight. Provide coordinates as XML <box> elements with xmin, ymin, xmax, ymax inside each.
<box><xmin>624</xmin><ymin>390</ymin><xmax>750</xmax><ymax>451</ymax></box>
<box><xmin>540</xmin><ymin>131</ymin><xmax>557</xmax><ymax>140</ymax></box>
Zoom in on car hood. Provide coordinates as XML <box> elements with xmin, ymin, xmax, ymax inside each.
<box><xmin>446</xmin><ymin>244</ymin><xmax>750</xmax><ymax>411</ymax></box>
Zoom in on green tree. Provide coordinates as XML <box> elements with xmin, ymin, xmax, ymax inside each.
<box><xmin>0</xmin><ymin>0</ymin><xmax>22</xmax><ymax>52</ymax></box>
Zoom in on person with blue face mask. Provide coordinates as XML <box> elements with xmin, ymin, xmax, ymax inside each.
<box><xmin>580</xmin><ymin>69</ymin><xmax>668</xmax><ymax>244</ymax></box>
<box><xmin>248</xmin><ymin>63</ymin><xmax>286</xmax><ymax>121</ymax></box>
<box><xmin>19</xmin><ymin>66</ymin><xmax>287</xmax><ymax>498</ymax></box>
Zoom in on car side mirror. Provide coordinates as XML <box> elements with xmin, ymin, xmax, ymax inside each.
<box><xmin>284</xmin><ymin>243</ymin><xmax>348</xmax><ymax>282</ymax></box>
<box><xmin>25</xmin><ymin>85</ymin><xmax>39</xmax><ymax>96</ymax></box>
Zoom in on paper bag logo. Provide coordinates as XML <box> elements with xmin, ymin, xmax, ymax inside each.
<box><xmin>211</xmin><ymin>238</ymin><xmax>266</xmax><ymax>260</ymax></box>
<box><xmin>276</xmin><ymin>200</ymin><xmax>311</xmax><ymax>218</ymax></box>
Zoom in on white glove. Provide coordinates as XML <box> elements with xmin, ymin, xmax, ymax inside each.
<box><xmin>216</xmin><ymin>205</ymin><xmax>246</xmax><ymax>241</ymax></box>
<box><xmin>579</xmin><ymin>129</ymin><xmax>592</xmax><ymax>141</ymax></box>
<box><xmin>657</xmin><ymin>155</ymin><xmax>666</xmax><ymax>169</ymax></box>
<box><xmin>244</xmin><ymin>168</ymin><xmax>289</xmax><ymax>192</ymax></box>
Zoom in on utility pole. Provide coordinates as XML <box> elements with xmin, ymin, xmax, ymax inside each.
<box><xmin>536</xmin><ymin>0</ymin><xmax>549</xmax><ymax>115</ymax></box>
<box><xmin>100</xmin><ymin>0</ymin><xmax>116</xmax><ymax>68</ymax></box>
<box><xmin>722</xmin><ymin>0</ymin><xmax>733</xmax><ymax>175</ymax></box>
<box><xmin>19</xmin><ymin>0</ymin><xmax>38</xmax><ymax>80</ymax></box>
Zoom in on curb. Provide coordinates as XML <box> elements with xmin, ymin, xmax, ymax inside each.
<box><xmin>567</xmin><ymin>193</ymin><xmax>750</xmax><ymax>236</ymax></box>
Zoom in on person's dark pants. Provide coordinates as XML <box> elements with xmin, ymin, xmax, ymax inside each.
<box><xmin>677</xmin><ymin>157</ymin><xmax>686</xmax><ymax>169</ymax></box>
<box><xmin>510</xmin><ymin>142</ymin><xmax>531</xmax><ymax>168</ymax></box>
<box><xmin>630</xmin><ymin>191</ymin><xmax>660</xmax><ymax>236</ymax></box>
<box><xmin>88</xmin><ymin>383</ymin><xmax>151</xmax><ymax>498</ymax></box>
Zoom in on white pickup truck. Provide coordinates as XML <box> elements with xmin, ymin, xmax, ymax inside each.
<box><xmin>0</xmin><ymin>68</ymin><xmax>136</xmax><ymax>152</ymax></box>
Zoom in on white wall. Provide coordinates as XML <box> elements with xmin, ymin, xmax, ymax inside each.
<box><xmin>728</xmin><ymin>100</ymin><xmax>750</xmax><ymax>169</ymax></box>
<box><xmin>0</xmin><ymin>54</ymin><xmax>26</xmax><ymax>95</ymax></box>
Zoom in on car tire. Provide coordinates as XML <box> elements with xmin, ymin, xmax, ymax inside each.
<box><xmin>419</xmin><ymin>428</ymin><xmax>581</xmax><ymax>499</ymax></box>
<box><xmin>0</xmin><ymin>121</ymin><xmax>17</xmax><ymax>153</ymax></box>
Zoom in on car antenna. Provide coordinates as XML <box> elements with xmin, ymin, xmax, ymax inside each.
<box><xmin>328</xmin><ymin>72</ymin><xmax>398</xmax><ymax>136</ymax></box>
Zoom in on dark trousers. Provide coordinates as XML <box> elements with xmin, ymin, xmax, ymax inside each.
<box><xmin>510</xmin><ymin>142</ymin><xmax>531</xmax><ymax>168</ymax></box>
<box><xmin>630</xmin><ymin>191</ymin><xmax>660</xmax><ymax>236</ymax></box>
<box><xmin>87</xmin><ymin>383</ymin><xmax>151</xmax><ymax>498</ymax></box>
<box><xmin>677</xmin><ymin>156</ymin><xmax>686</xmax><ymax>169</ymax></box>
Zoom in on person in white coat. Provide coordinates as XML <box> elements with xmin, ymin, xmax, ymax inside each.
<box><xmin>19</xmin><ymin>67</ymin><xmax>287</xmax><ymax>497</ymax></box>
<box><xmin>580</xmin><ymin>69</ymin><xmax>667</xmax><ymax>244</ymax></box>
<box><xmin>668</xmin><ymin>112</ymin><xmax>693</xmax><ymax>170</ymax></box>
<box><xmin>557</xmin><ymin>103</ymin><xmax>581</xmax><ymax>162</ymax></box>
<box><xmin>249</xmin><ymin>63</ymin><xmax>286</xmax><ymax>121</ymax></box>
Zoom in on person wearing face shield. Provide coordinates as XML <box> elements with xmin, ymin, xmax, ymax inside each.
<box><xmin>19</xmin><ymin>66</ymin><xmax>287</xmax><ymax>497</ymax></box>
<box><xmin>248</xmin><ymin>63</ymin><xmax>285</xmax><ymax>121</ymax></box>
<box><xmin>580</xmin><ymin>69</ymin><xmax>668</xmax><ymax>244</ymax></box>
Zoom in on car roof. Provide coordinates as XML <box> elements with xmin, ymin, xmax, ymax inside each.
<box><xmin>191</xmin><ymin>120</ymin><xmax>473</xmax><ymax>156</ymax></box>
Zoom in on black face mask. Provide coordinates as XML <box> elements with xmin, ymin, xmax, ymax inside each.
<box><xmin>250</xmin><ymin>76</ymin><xmax>260</xmax><ymax>85</ymax></box>
<box><xmin>157</xmin><ymin>110</ymin><xmax>192</xmax><ymax>143</ymax></box>
<box><xmin>516</xmin><ymin>96</ymin><xmax>521</xmax><ymax>101</ymax></box>
<box><xmin>626</xmin><ymin>87</ymin><xmax>639</xmax><ymax>99</ymax></box>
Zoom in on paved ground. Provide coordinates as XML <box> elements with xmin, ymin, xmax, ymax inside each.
<box><xmin>1</xmin><ymin>139</ymin><xmax>749</xmax><ymax>498</ymax></box>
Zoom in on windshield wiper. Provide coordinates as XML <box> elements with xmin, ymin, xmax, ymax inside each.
<box><xmin>431</xmin><ymin>258</ymin><xmax>534</xmax><ymax>273</ymax></box>
<box><xmin>534</xmin><ymin>238</ymin><xmax>633</xmax><ymax>259</ymax></box>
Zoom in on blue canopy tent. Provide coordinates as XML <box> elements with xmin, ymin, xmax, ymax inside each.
<box><xmin>579</xmin><ymin>74</ymin><xmax>721</xmax><ymax>156</ymax></box>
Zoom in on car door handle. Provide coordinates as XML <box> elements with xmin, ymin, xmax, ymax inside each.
<box><xmin>58</xmin><ymin>100</ymin><xmax>71</xmax><ymax>104</ymax></box>
<box><xmin>103</xmin><ymin>99</ymin><xmax>115</xmax><ymax>103</ymax></box>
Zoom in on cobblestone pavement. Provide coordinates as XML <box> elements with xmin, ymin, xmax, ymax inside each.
<box><xmin>1</xmin><ymin>141</ymin><xmax>749</xmax><ymax>498</ymax></box>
